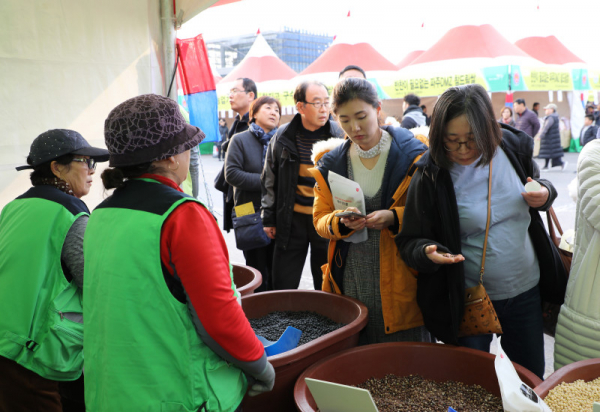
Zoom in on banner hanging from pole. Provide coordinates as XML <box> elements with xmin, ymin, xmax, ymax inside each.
<box><xmin>177</xmin><ymin>34</ymin><xmax>219</xmax><ymax>143</ymax></box>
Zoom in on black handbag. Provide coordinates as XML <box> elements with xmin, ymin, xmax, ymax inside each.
<box><xmin>541</xmin><ymin>207</ymin><xmax>573</xmax><ymax>336</ymax></box>
<box><xmin>214</xmin><ymin>164</ymin><xmax>229</xmax><ymax>194</ymax></box>
<box><xmin>232</xmin><ymin>209</ymin><xmax>271</xmax><ymax>251</ymax></box>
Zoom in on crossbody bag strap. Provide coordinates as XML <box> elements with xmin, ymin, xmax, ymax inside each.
<box><xmin>480</xmin><ymin>158</ymin><xmax>493</xmax><ymax>284</ymax></box>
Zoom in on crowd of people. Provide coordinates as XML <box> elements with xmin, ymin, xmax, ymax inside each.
<box><xmin>501</xmin><ymin>99</ymin><xmax>600</xmax><ymax>172</ymax></box>
<box><xmin>1</xmin><ymin>63</ymin><xmax>598</xmax><ymax>411</ymax></box>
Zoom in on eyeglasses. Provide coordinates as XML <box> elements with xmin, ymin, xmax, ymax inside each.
<box><xmin>229</xmin><ymin>88</ymin><xmax>248</xmax><ymax>95</ymax></box>
<box><xmin>72</xmin><ymin>158</ymin><xmax>97</xmax><ymax>170</ymax></box>
<box><xmin>303</xmin><ymin>101</ymin><xmax>330</xmax><ymax>109</ymax></box>
<box><xmin>443</xmin><ymin>139</ymin><xmax>476</xmax><ymax>152</ymax></box>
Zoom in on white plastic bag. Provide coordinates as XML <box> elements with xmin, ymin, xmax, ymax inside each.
<box><xmin>494</xmin><ymin>337</ymin><xmax>551</xmax><ymax>412</ymax></box>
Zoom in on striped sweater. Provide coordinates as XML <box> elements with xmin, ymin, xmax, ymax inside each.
<box><xmin>294</xmin><ymin>125</ymin><xmax>329</xmax><ymax>214</ymax></box>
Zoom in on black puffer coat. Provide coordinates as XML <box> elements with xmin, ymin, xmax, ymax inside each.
<box><xmin>539</xmin><ymin>113</ymin><xmax>563</xmax><ymax>159</ymax></box>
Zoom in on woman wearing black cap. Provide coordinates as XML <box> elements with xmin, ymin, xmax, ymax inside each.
<box><xmin>0</xmin><ymin>129</ymin><xmax>109</xmax><ymax>411</ymax></box>
<box><xmin>83</xmin><ymin>94</ymin><xmax>274</xmax><ymax>412</ymax></box>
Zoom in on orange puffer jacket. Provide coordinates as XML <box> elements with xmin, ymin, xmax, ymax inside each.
<box><xmin>308</xmin><ymin>126</ymin><xmax>428</xmax><ymax>334</ymax></box>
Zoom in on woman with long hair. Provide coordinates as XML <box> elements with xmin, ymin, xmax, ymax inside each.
<box><xmin>310</xmin><ymin>78</ymin><xmax>429</xmax><ymax>344</ymax></box>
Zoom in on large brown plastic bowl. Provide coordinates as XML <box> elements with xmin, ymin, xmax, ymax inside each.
<box><xmin>294</xmin><ymin>342</ymin><xmax>542</xmax><ymax>411</ymax></box>
<box><xmin>232</xmin><ymin>263</ymin><xmax>262</xmax><ymax>296</ymax></box>
<box><xmin>534</xmin><ymin>358</ymin><xmax>600</xmax><ymax>398</ymax></box>
<box><xmin>241</xmin><ymin>290</ymin><xmax>368</xmax><ymax>412</ymax></box>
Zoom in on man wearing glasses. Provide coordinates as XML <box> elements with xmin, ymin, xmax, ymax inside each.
<box><xmin>261</xmin><ymin>81</ymin><xmax>344</xmax><ymax>291</ymax></box>
<box><xmin>227</xmin><ymin>78</ymin><xmax>257</xmax><ymax>141</ymax></box>
<box><xmin>217</xmin><ymin>78</ymin><xmax>257</xmax><ymax>232</ymax></box>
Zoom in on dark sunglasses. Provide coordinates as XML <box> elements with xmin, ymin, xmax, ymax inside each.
<box><xmin>72</xmin><ymin>157</ymin><xmax>97</xmax><ymax>170</ymax></box>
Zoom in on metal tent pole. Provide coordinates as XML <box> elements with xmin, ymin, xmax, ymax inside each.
<box><xmin>160</xmin><ymin>0</ymin><xmax>177</xmax><ymax>100</ymax></box>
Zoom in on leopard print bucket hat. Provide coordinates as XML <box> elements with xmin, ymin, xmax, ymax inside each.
<box><xmin>104</xmin><ymin>94</ymin><xmax>205</xmax><ymax>167</ymax></box>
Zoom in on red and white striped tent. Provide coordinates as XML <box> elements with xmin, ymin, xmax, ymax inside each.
<box><xmin>406</xmin><ymin>24</ymin><xmax>539</xmax><ymax>69</ymax></box>
<box><xmin>219</xmin><ymin>33</ymin><xmax>296</xmax><ymax>85</ymax></box>
<box><xmin>396</xmin><ymin>50</ymin><xmax>424</xmax><ymax>70</ymax></box>
<box><xmin>381</xmin><ymin>24</ymin><xmax>544</xmax><ymax>98</ymax></box>
<box><xmin>216</xmin><ymin>32</ymin><xmax>297</xmax><ymax>111</ymax></box>
<box><xmin>515</xmin><ymin>36</ymin><xmax>588</xmax><ymax>142</ymax></box>
<box><xmin>514</xmin><ymin>36</ymin><xmax>585</xmax><ymax>65</ymax></box>
<box><xmin>297</xmin><ymin>42</ymin><xmax>397</xmax><ymax>79</ymax></box>
<box><xmin>294</xmin><ymin>12</ymin><xmax>397</xmax><ymax>85</ymax></box>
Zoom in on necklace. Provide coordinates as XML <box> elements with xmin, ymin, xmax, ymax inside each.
<box><xmin>355</xmin><ymin>130</ymin><xmax>388</xmax><ymax>159</ymax></box>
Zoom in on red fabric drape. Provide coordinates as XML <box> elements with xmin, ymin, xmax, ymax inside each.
<box><xmin>176</xmin><ymin>34</ymin><xmax>216</xmax><ymax>95</ymax></box>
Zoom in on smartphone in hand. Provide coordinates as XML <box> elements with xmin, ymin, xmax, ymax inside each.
<box><xmin>334</xmin><ymin>211</ymin><xmax>366</xmax><ymax>219</ymax></box>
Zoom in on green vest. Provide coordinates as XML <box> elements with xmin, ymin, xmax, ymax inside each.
<box><xmin>0</xmin><ymin>186</ymin><xmax>87</xmax><ymax>381</ymax></box>
<box><xmin>84</xmin><ymin>179</ymin><xmax>246</xmax><ymax>412</ymax></box>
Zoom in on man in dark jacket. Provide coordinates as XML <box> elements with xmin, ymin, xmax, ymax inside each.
<box><xmin>514</xmin><ymin>98</ymin><xmax>541</xmax><ymax>138</ymax></box>
<box><xmin>215</xmin><ymin>78</ymin><xmax>256</xmax><ymax>232</ymax></box>
<box><xmin>261</xmin><ymin>81</ymin><xmax>344</xmax><ymax>290</ymax></box>
<box><xmin>223</xmin><ymin>78</ymin><xmax>256</xmax><ymax>152</ymax></box>
<box><xmin>421</xmin><ymin>105</ymin><xmax>431</xmax><ymax>126</ymax></box>
<box><xmin>217</xmin><ymin>118</ymin><xmax>228</xmax><ymax>161</ymax></box>
<box><xmin>581</xmin><ymin>114</ymin><xmax>599</xmax><ymax>147</ymax></box>
<box><xmin>400</xmin><ymin>94</ymin><xmax>426</xmax><ymax>129</ymax></box>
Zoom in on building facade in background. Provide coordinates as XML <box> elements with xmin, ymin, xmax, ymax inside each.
<box><xmin>207</xmin><ymin>28</ymin><xmax>334</xmax><ymax>74</ymax></box>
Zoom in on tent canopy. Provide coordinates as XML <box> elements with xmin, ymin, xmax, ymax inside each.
<box><xmin>298</xmin><ymin>11</ymin><xmax>396</xmax><ymax>76</ymax></box>
<box><xmin>515</xmin><ymin>36</ymin><xmax>586</xmax><ymax>65</ymax></box>
<box><xmin>396</xmin><ymin>50</ymin><xmax>424</xmax><ymax>69</ymax></box>
<box><xmin>1</xmin><ymin>0</ymin><xmax>222</xmax><ymax>210</ymax></box>
<box><xmin>220</xmin><ymin>33</ymin><xmax>296</xmax><ymax>84</ymax></box>
<box><xmin>410</xmin><ymin>24</ymin><xmax>532</xmax><ymax>65</ymax></box>
<box><xmin>387</xmin><ymin>24</ymin><xmax>545</xmax><ymax>98</ymax></box>
<box><xmin>299</xmin><ymin>42</ymin><xmax>397</xmax><ymax>75</ymax></box>
<box><xmin>176</xmin><ymin>0</ymin><xmax>240</xmax><ymax>25</ymax></box>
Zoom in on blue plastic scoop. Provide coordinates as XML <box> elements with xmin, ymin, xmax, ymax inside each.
<box><xmin>256</xmin><ymin>326</ymin><xmax>302</xmax><ymax>356</ymax></box>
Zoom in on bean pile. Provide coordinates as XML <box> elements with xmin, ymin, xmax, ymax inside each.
<box><xmin>544</xmin><ymin>377</ymin><xmax>600</xmax><ymax>412</ymax></box>
<box><xmin>355</xmin><ymin>374</ymin><xmax>503</xmax><ymax>412</ymax></box>
<box><xmin>249</xmin><ymin>311</ymin><xmax>345</xmax><ymax>346</ymax></box>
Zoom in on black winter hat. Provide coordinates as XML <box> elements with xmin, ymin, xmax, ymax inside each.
<box><xmin>104</xmin><ymin>94</ymin><xmax>205</xmax><ymax>167</ymax></box>
<box><xmin>16</xmin><ymin>129</ymin><xmax>109</xmax><ymax>171</ymax></box>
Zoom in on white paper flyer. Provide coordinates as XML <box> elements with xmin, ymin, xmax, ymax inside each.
<box><xmin>327</xmin><ymin>171</ymin><xmax>367</xmax><ymax>243</ymax></box>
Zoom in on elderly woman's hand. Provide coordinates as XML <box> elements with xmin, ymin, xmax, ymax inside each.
<box><xmin>521</xmin><ymin>177</ymin><xmax>549</xmax><ymax>208</ymax></box>
<box><xmin>424</xmin><ymin>245</ymin><xmax>465</xmax><ymax>265</ymax></box>
<box><xmin>339</xmin><ymin>207</ymin><xmax>366</xmax><ymax>231</ymax></box>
